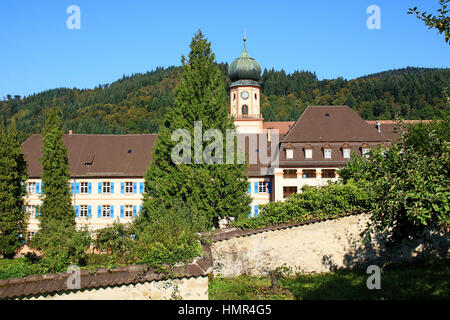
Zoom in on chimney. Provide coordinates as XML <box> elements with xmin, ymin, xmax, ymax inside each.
<box><xmin>376</xmin><ymin>122</ymin><xmax>381</xmax><ymax>133</ymax></box>
<box><xmin>69</xmin><ymin>130</ymin><xmax>73</xmax><ymax>135</ymax></box>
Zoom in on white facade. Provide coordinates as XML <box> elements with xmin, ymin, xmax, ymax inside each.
<box><xmin>25</xmin><ymin>178</ymin><xmax>145</xmax><ymax>234</ymax></box>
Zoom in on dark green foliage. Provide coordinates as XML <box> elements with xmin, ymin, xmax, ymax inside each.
<box><xmin>0</xmin><ymin>119</ymin><xmax>28</xmax><ymax>258</ymax></box>
<box><xmin>93</xmin><ymin>203</ymin><xmax>203</xmax><ymax>268</ymax></box>
<box><xmin>30</xmin><ymin>220</ymin><xmax>91</xmax><ymax>274</ymax></box>
<box><xmin>338</xmin><ymin>118</ymin><xmax>450</xmax><ymax>244</ymax></box>
<box><xmin>131</xmin><ymin>203</ymin><xmax>203</xmax><ymax>267</ymax></box>
<box><xmin>94</xmin><ymin>222</ymin><xmax>135</xmax><ymax>266</ymax></box>
<box><xmin>233</xmin><ymin>182</ymin><xmax>369</xmax><ymax>230</ymax></box>
<box><xmin>38</xmin><ymin>100</ymin><xmax>75</xmax><ymax>231</ymax></box>
<box><xmin>143</xmin><ymin>30</ymin><xmax>251</xmax><ymax>231</ymax></box>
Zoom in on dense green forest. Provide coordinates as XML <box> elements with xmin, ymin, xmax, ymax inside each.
<box><xmin>0</xmin><ymin>65</ymin><xmax>448</xmax><ymax>142</ymax></box>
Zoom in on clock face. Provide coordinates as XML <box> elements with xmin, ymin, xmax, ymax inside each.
<box><xmin>241</xmin><ymin>91</ymin><xmax>249</xmax><ymax>99</ymax></box>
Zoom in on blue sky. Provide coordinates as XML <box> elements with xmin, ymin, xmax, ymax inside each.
<box><xmin>0</xmin><ymin>0</ymin><xmax>448</xmax><ymax>98</ymax></box>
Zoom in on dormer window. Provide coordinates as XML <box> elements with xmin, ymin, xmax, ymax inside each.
<box><xmin>304</xmin><ymin>144</ymin><xmax>312</xmax><ymax>159</ymax></box>
<box><xmin>342</xmin><ymin>143</ymin><xmax>351</xmax><ymax>159</ymax></box>
<box><xmin>361</xmin><ymin>143</ymin><xmax>370</xmax><ymax>158</ymax></box>
<box><xmin>323</xmin><ymin>144</ymin><xmax>332</xmax><ymax>159</ymax></box>
<box><xmin>285</xmin><ymin>144</ymin><xmax>294</xmax><ymax>159</ymax></box>
<box><xmin>343</xmin><ymin>149</ymin><xmax>351</xmax><ymax>159</ymax></box>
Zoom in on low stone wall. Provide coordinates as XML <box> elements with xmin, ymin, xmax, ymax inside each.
<box><xmin>24</xmin><ymin>276</ymin><xmax>208</xmax><ymax>300</ymax></box>
<box><xmin>211</xmin><ymin>214</ymin><xmax>449</xmax><ymax>276</ymax></box>
<box><xmin>0</xmin><ymin>244</ymin><xmax>212</xmax><ymax>300</ymax></box>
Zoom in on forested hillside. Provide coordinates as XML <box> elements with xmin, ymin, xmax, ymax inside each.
<box><xmin>1</xmin><ymin>65</ymin><xmax>448</xmax><ymax>142</ymax></box>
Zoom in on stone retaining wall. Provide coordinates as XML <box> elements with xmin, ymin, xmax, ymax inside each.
<box><xmin>211</xmin><ymin>214</ymin><xmax>449</xmax><ymax>276</ymax></box>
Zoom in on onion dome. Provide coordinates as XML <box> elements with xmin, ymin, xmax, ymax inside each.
<box><xmin>228</xmin><ymin>38</ymin><xmax>261</xmax><ymax>84</ymax></box>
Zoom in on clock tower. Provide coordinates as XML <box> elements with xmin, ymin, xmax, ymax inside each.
<box><xmin>228</xmin><ymin>37</ymin><xmax>263</xmax><ymax>133</ymax></box>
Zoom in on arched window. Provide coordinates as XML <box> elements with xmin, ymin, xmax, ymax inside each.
<box><xmin>233</xmin><ymin>93</ymin><xmax>236</xmax><ymax>101</ymax></box>
<box><xmin>255</xmin><ymin>93</ymin><xmax>258</xmax><ymax>100</ymax></box>
<box><xmin>242</xmin><ymin>105</ymin><xmax>248</xmax><ymax>115</ymax></box>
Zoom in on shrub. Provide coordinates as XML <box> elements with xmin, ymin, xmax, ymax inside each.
<box><xmin>94</xmin><ymin>222</ymin><xmax>135</xmax><ymax>266</ymax></box>
<box><xmin>232</xmin><ymin>182</ymin><xmax>369</xmax><ymax>229</ymax></box>
<box><xmin>30</xmin><ymin>220</ymin><xmax>91</xmax><ymax>274</ymax></box>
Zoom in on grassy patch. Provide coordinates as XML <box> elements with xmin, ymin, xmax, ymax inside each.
<box><xmin>209</xmin><ymin>275</ymin><xmax>294</xmax><ymax>300</ymax></box>
<box><xmin>209</xmin><ymin>259</ymin><xmax>450</xmax><ymax>300</ymax></box>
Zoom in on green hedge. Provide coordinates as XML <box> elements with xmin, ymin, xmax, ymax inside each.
<box><xmin>232</xmin><ymin>182</ymin><xmax>370</xmax><ymax>230</ymax></box>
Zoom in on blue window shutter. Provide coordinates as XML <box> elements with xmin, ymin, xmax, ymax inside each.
<box><xmin>267</xmin><ymin>181</ymin><xmax>271</xmax><ymax>194</ymax></box>
<box><xmin>76</xmin><ymin>183</ymin><xmax>80</xmax><ymax>194</ymax></box>
<box><xmin>111</xmin><ymin>183</ymin><xmax>114</xmax><ymax>194</ymax></box>
<box><xmin>133</xmin><ymin>205</ymin><xmax>137</xmax><ymax>218</ymax></box>
<box><xmin>98</xmin><ymin>205</ymin><xmax>101</xmax><ymax>218</ymax></box>
<box><xmin>254</xmin><ymin>182</ymin><xmax>259</xmax><ymax>193</ymax></box>
<box><xmin>98</xmin><ymin>183</ymin><xmax>102</xmax><ymax>194</ymax></box>
<box><xmin>254</xmin><ymin>205</ymin><xmax>259</xmax><ymax>217</ymax></box>
<box><xmin>133</xmin><ymin>182</ymin><xmax>137</xmax><ymax>194</ymax></box>
<box><xmin>88</xmin><ymin>205</ymin><xmax>92</xmax><ymax>218</ymax></box>
<box><xmin>110</xmin><ymin>205</ymin><xmax>114</xmax><ymax>218</ymax></box>
<box><xmin>120</xmin><ymin>205</ymin><xmax>124</xmax><ymax>218</ymax></box>
<box><xmin>36</xmin><ymin>183</ymin><xmax>40</xmax><ymax>194</ymax></box>
<box><xmin>71</xmin><ymin>183</ymin><xmax>75</xmax><ymax>194</ymax></box>
<box><xmin>139</xmin><ymin>182</ymin><xmax>144</xmax><ymax>194</ymax></box>
<box><xmin>139</xmin><ymin>205</ymin><xmax>143</xmax><ymax>215</ymax></box>
<box><xmin>248</xmin><ymin>182</ymin><xmax>252</xmax><ymax>193</ymax></box>
<box><xmin>75</xmin><ymin>205</ymin><xmax>79</xmax><ymax>218</ymax></box>
<box><xmin>88</xmin><ymin>183</ymin><xmax>92</xmax><ymax>194</ymax></box>
<box><xmin>121</xmin><ymin>183</ymin><xmax>124</xmax><ymax>194</ymax></box>
<box><xmin>34</xmin><ymin>207</ymin><xmax>38</xmax><ymax>217</ymax></box>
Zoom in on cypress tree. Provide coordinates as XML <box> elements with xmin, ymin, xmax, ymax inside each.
<box><xmin>143</xmin><ymin>30</ymin><xmax>251</xmax><ymax>230</ymax></box>
<box><xmin>0</xmin><ymin>119</ymin><xmax>28</xmax><ymax>258</ymax></box>
<box><xmin>38</xmin><ymin>99</ymin><xmax>74</xmax><ymax>232</ymax></box>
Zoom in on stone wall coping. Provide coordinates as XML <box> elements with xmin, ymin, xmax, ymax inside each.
<box><xmin>208</xmin><ymin>211</ymin><xmax>362</xmax><ymax>242</ymax></box>
<box><xmin>0</xmin><ymin>243</ymin><xmax>212</xmax><ymax>299</ymax></box>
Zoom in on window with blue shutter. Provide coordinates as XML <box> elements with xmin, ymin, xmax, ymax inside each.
<box><xmin>267</xmin><ymin>181</ymin><xmax>271</xmax><ymax>194</ymax></box>
<box><xmin>110</xmin><ymin>205</ymin><xmax>114</xmax><ymax>218</ymax></box>
<box><xmin>254</xmin><ymin>182</ymin><xmax>259</xmax><ymax>193</ymax></box>
<box><xmin>110</xmin><ymin>183</ymin><xmax>115</xmax><ymax>194</ymax></box>
<box><xmin>88</xmin><ymin>182</ymin><xmax>92</xmax><ymax>194</ymax></box>
<box><xmin>120</xmin><ymin>205</ymin><xmax>124</xmax><ymax>218</ymax></box>
<box><xmin>254</xmin><ymin>205</ymin><xmax>259</xmax><ymax>217</ymax></box>
<box><xmin>133</xmin><ymin>182</ymin><xmax>137</xmax><ymax>194</ymax></box>
<box><xmin>75</xmin><ymin>183</ymin><xmax>80</xmax><ymax>194</ymax></box>
<box><xmin>75</xmin><ymin>205</ymin><xmax>79</xmax><ymax>218</ymax></box>
<box><xmin>139</xmin><ymin>182</ymin><xmax>144</xmax><ymax>194</ymax></box>
<box><xmin>36</xmin><ymin>182</ymin><xmax>40</xmax><ymax>194</ymax></box>
<box><xmin>34</xmin><ymin>207</ymin><xmax>38</xmax><ymax>217</ymax></box>
<box><xmin>139</xmin><ymin>205</ymin><xmax>143</xmax><ymax>215</ymax></box>
<box><xmin>98</xmin><ymin>183</ymin><xmax>102</xmax><ymax>194</ymax></box>
<box><xmin>71</xmin><ymin>183</ymin><xmax>75</xmax><ymax>194</ymax></box>
<box><xmin>133</xmin><ymin>205</ymin><xmax>137</xmax><ymax>218</ymax></box>
<box><xmin>248</xmin><ymin>182</ymin><xmax>252</xmax><ymax>194</ymax></box>
<box><xmin>97</xmin><ymin>205</ymin><xmax>101</xmax><ymax>218</ymax></box>
<box><xmin>121</xmin><ymin>182</ymin><xmax>124</xmax><ymax>194</ymax></box>
<box><xmin>88</xmin><ymin>205</ymin><xmax>92</xmax><ymax>218</ymax></box>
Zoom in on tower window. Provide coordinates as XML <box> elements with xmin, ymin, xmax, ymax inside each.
<box><xmin>255</xmin><ymin>93</ymin><xmax>258</xmax><ymax>100</ymax></box>
<box><xmin>233</xmin><ymin>93</ymin><xmax>236</xmax><ymax>101</ymax></box>
<box><xmin>242</xmin><ymin>105</ymin><xmax>248</xmax><ymax>115</ymax></box>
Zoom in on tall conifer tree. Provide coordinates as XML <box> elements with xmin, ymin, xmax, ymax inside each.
<box><xmin>0</xmin><ymin>119</ymin><xmax>28</xmax><ymax>258</ymax></box>
<box><xmin>143</xmin><ymin>31</ymin><xmax>251</xmax><ymax>230</ymax></box>
<box><xmin>38</xmin><ymin>99</ymin><xmax>74</xmax><ymax>232</ymax></box>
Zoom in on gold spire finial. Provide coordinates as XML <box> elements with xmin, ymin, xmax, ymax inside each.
<box><xmin>243</xmin><ymin>29</ymin><xmax>247</xmax><ymax>46</ymax></box>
